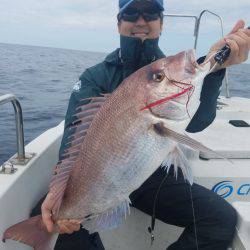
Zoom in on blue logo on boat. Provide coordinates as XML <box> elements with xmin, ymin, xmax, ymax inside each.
<box><xmin>237</xmin><ymin>184</ymin><xmax>250</xmax><ymax>196</ymax></box>
<box><xmin>212</xmin><ymin>181</ymin><xmax>234</xmax><ymax>198</ymax></box>
<box><xmin>213</xmin><ymin>181</ymin><xmax>250</xmax><ymax>198</ymax></box>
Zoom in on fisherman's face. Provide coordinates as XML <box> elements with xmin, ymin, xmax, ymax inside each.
<box><xmin>117</xmin><ymin>2</ymin><xmax>163</xmax><ymax>41</ymax></box>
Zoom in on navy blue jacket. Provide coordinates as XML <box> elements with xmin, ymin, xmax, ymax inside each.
<box><xmin>59</xmin><ymin>36</ymin><xmax>225</xmax><ymax>159</ymax></box>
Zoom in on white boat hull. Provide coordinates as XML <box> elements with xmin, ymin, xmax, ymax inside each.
<box><xmin>1</xmin><ymin>96</ymin><xmax>250</xmax><ymax>250</ymax></box>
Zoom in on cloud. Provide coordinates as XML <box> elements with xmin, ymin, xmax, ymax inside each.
<box><xmin>0</xmin><ymin>0</ymin><xmax>118</xmax><ymax>28</ymax></box>
<box><xmin>166</xmin><ymin>0</ymin><xmax>250</xmax><ymax>10</ymax></box>
<box><xmin>1</xmin><ymin>0</ymin><xmax>249</xmax><ymax>31</ymax></box>
<box><xmin>165</xmin><ymin>0</ymin><xmax>249</xmax><ymax>31</ymax></box>
<box><xmin>0</xmin><ymin>0</ymin><xmax>249</xmax><ymax>57</ymax></box>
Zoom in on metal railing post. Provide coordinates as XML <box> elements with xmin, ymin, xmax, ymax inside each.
<box><xmin>163</xmin><ymin>14</ymin><xmax>198</xmax><ymax>42</ymax></box>
<box><xmin>0</xmin><ymin>94</ymin><xmax>26</xmax><ymax>164</ymax></box>
<box><xmin>194</xmin><ymin>10</ymin><xmax>230</xmax><ymax>98</ymax></box>
<box><xmin>164</xmin><ymin>10</ymin><xmax>230</xmax><ymax>98</ymax></box>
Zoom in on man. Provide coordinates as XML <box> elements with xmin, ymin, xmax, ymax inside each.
<box><xmin>38</xmin><ymin>0</ymin><xmax>250</xmax><ymax>249</ymax></box>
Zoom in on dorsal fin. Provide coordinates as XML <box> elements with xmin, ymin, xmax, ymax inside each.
<box><xmin>45</xmin><ymin>95</ymin><xmax>109</xmax><ymax>218</ymax></box>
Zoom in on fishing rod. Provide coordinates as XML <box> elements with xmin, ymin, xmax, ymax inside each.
<box><xmin>214</xmin><ymin>26</ymin><xmax>250</xmax><ymax>65</ymax></box>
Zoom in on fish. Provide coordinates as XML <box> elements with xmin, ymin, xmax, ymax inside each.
<box><xmin>3</xmin><ymin>49</ymin><xmax>217</xmax><ymax>249</ymax></box>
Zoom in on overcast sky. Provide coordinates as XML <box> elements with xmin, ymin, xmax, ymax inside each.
<box><xmin>1</xmin><ymin>0</ymin><xmax>249</xmax><ymax>61</ymax></box>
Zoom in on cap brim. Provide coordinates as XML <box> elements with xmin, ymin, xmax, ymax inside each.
<box><xmin>119</xmin><ymin>0</ymin><xmax>164</xmax><ymax>14</ymax></box>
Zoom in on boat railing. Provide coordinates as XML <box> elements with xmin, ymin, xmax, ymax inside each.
<box><xmin>164</xmin><ymin>9</ymin><xmax>230</xmax><ymax>98</ymax></box>
<box><xmin>0</xmin><ymin>94</ymin><xmax>34</xmax><ymax>174</ymax></box>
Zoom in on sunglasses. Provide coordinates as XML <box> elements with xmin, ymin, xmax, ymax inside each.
<box><xmin>118</xmin><ymin>7</ymin><xmax>162</xmax><ymax>22</ymax></box>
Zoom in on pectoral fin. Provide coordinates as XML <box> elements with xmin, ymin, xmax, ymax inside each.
<box><xmin>161</xmin><ymin>146</ymin><xmax>194</xmax><ymax>185</ymax></box>
<box><xmin>153</xmin><ymin>122</ymin><xmax>231</xmax><ymax>162</ymax></box>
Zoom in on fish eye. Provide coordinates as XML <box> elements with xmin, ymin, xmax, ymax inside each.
<box><xmin>152</xmin><ymin>72</ymin><xmax>165</xmax><ymax>82</ymax></box>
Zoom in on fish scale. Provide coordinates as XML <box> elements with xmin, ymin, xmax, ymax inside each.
<box><xmin>58</xmin><ymin>50</ymin><xmax>208</xmax><ymax>221</ymax></box>
<box><xmin>3</xmin><ymin>50</ymin><xmax>217</xmax><ymax>249</ymax></box>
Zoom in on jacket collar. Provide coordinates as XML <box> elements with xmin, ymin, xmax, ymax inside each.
<box><xmin>104</xmin><ymin>35</ymin><xmax>165</xmax><ymax>68</ymax></box>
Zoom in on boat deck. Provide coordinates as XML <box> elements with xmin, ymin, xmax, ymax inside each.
<box><xmin>0</xmin><ymin>96</ymin><xmax>250</xmax><ymax>250</ymax></box>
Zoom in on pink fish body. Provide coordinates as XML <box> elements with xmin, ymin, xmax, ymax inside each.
<box><xmin>3</xmin><ymin>50</ymin><xmax>212</xmax><ymax>249</ymax></box>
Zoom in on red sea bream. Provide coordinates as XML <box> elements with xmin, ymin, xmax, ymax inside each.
<box><xmin>3</xmin><ymin>50</ymin><xmax>216</xmax><ymax>249</ymax></box>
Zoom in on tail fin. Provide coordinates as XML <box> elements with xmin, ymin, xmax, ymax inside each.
<box><xmin>2</xmin><ymin>215</ymin><xmax>58</xmax><ymax>250</ymax></box>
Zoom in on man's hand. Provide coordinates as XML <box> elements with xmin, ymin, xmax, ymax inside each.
<box><xmin>41</xmin><ymin>193</ymin><xmax>81</xmax><ymax>234</ymax></box>
<box><xmin>205</xmin><ymin>20</ymin><xmax>250</xmax><ymax>71</ymax></box>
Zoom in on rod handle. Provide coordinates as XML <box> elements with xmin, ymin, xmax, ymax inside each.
<box><xmin>214</xmin><ymin>26</ymin><xmax>250</xmax><ymax>65</ymax></box>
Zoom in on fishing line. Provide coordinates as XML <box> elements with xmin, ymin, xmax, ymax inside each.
<box><xmin>148</xmin><ymin>170</ymin><xmax>170</xmax><ymax>245</ymax></box>
<box><xmin>148</xmin><ymin>169</ymin><xmax>199</xmax><ymax>250</ymax></box>
<box><xmin>189</xmin><ymin>184</ymin><xmax>199</xmax><ymax>250</ymax></box>
<box><xmin>141</xmin><ymin>77</ymin><xmax>194</xmax><ymax>111</ymax></box>
<box><xmin>200</xmin><ymin>51</ymin><xmax>221</xmax><ymax>74</ymax></box>
<box><xmin>140</xmin><ymin>86</ymin><xmax>192</xmax><ymax>111</ymax></box>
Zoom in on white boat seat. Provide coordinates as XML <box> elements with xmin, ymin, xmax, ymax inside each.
<box><xmin>189</xmin><ymin>119</ymin><xmax>250</xmax><ymax>159</ymax></box>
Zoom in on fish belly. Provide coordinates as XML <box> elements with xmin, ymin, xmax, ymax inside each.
<box><xmin>58</xmin><ymin>117</ymin><xmax>174</xmax><ymax>221</ymax></box>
